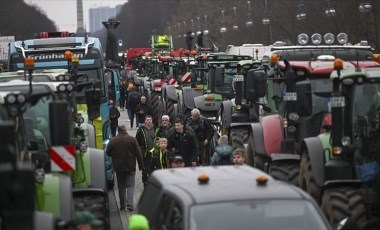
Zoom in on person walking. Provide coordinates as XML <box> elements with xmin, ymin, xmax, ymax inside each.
<box><xmin>210</xmin><ymin>135</ymin><xmax>234</xmax><ymax>165</ymax></box>
<box><xmin>106</xmin><ymin>125</ymin><xmax>144</xmax><ymax>211</ymax></box>
<box><xmin>149</xmin><ymin>138</ymin><xmax>171</xmax><ymax>174</ymax></box>
<box><xmin>109</xmin><ymin>100</ymin><xmax>120</xmax><ymax>137</ymax></box>
<box><xmin>155</xmin><ymin>115</ymin><xmax>172</xmax><ymax>139</ymax></box>
<box><xmin>127</xmin><ymin>86</ymin><xmax>141</xmax><ymax>129</ymax></box>
<box><xmin>119</xmin><ymin>81</ymin><xmax>126</xmax><ymax>111</ymax></box>
<box><xmin>135</xmin><ymin>115</ymin><xmax>156</xmax><ymax>185</ymax></box>
<box><xmin>186</xmin><ymin>108</ymin><xmax>214</xmax><ymax>166</ymax></box>
<box><xmin>167</xmin><ymin>119</ymin><xmax>198</xmax><ymax>167</ymax></box>
<box><xmin>135</xmin><ymin>95</ymin><xmax>152</xmax><ymax>127</ymax></box>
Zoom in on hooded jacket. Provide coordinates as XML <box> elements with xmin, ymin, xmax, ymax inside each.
<box><xmin>210</xmin><ymin>144</ymin><xmax>234</xmax><ymax>165</ymax></box>
<box><xmin>107</xmin><ymin>131</ymin><xmax>144</xmax><ymax>172</ymax></box>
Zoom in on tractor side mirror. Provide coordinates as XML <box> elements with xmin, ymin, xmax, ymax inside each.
<box><xmin>215</xmin><ymin>67</ymin><xmax>224</xmax><ymax>87</ymax></box>
<box><xmin>86</xmin><ymin>89</ymin><xmax>101</xmax><ymax>121</ymax></box>
<box><xmin>247</xmin><ymin>70</ymin><xmax>267</xmax><ymax>101</ymax></box>
<box><xmin>296</xmin><ymin>81</ymin><xmax>312</xmax><ymax>116</ymax></box>
<box><xmin>49</xmin><ymin>102</ymin><xmax>70</xmax><ymax>146</ymax></box>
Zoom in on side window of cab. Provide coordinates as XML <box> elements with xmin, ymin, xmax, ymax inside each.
<box><xmin>156</xmin><ymin>194</ymin><xmax>183</xmax><ymax>230</ymax></box>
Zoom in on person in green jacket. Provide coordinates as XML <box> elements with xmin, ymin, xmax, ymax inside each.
<box><xmin>210</xmin><ymin>135</ymin><xmax>233</xmax><ymax>165</ymax></box>
<box><xmin>149</xmin><ymin>138</ymin><xmax>171</xmax><ymax>173</ymax></box>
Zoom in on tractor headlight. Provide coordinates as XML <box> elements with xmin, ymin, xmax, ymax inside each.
<box><xmin>288</xmin><ymin>112</ymin><xmax>300</xmax><ymax>121</ymax></box>
<box><xmin>35</xmin><ymin>168</ymin><xmax>45</xmax><ymax>184</ymax></box>
<box><xmin>297</xmin><ymin>33</ymin><xmax>309</xmax><ymax>45</ymax></box>
<box><xmin>288</xmin><ymin>125</ymin><xmax>297</xmax><ymax>133</ymax></box>
<box><xmin>341</xmin><ymin>136</ymin><xmax>351</xmax><ymax>146</ymax></box>
<box><xmin>337</xmin><ymin>33</ymin><xmax>348</xmax><ymax>45</ymax></box>
<box><xmin>311</xmin><ymin>33</ymin><xmax>322</xmax><ymax>45</ymax></box>
<box><xmin>79</xmin><ymin>141</ymin><xmax>88</xmax><ymax>153</ymax></box>
<box><xmin>324</xmin><ymin>33</ymin><xmax>335</xmax><ymax>45</ymax></box>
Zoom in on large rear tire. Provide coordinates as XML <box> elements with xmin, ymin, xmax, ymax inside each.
<box><xmin>229</xmin><ymin>127</ymin><xmax>249</xmax><ymax>150</ymax></box>
<box><xmin>166</xmin><ymin>99</ymin><xmax>176</xmax><ymax>124</ymax></box>
<box><xmin>150</xmin><ymin>92</ymin><xmax>160</xmax><ymax>127</ymax></box>
<box><xmin>321</xmin><ymin>187</ymin><xmax>370</xmax><ymax>229</ymax></box>
<box><xmin>299</xmin><ymin>150</ymin><xmax>322</xmax><ymax>204</ymax></box>
<box><xmin>269</xmin><ymin>160</ymin><xmax>299</xmax><ymax>186</ymax></box>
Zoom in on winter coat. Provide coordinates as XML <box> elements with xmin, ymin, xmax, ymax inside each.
<box><xmin>167</xmin><ymin>127</ymin><xmax>198</xmax><ymax>167</ymax></box>
<box><xmin>135</xmin><ymin>103</ymin><xmax>152</xmax><ymax>123</ymax></box>
<box><xmin>149</xmin><ymin>149</ymin><xmax>171</xmax><ymax>174</ymax></box>
<box><xmin>186</xmin><ymin>116</ymin><xmax>214</xmax><ymax>142</ymax></box>
<box><xmin>211</xmin><ymin>144</ymin><xmax>234</xmax><ymax>165</ymax></box>
<box><xmin>155</xmin><ymin>123</ymin><xmax>172</xmax><ymax>139</ymax></box>
<box><xmin>109</xmin><ymin>106</ymin><xmax>120</xmax><ymax>127</ymax></box>
<box><xmin>106</xmin><ymin>132</ymin><xmax>144</xmax><ymax>172</ymax></box>
<box><xmin>136</xmin><ymin>124</ymin><xmax>157</xmax><ymax>157</ymax></box>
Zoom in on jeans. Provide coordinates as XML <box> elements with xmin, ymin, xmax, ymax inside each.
<box><xmin>116</xmin><ymin>171</ymin><xmax>136</xmax><ymax>209</ymax></box>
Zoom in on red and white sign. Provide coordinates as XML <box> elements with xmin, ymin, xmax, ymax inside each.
<box><xmin>182</xmin><ymin>72</ymin><xmax>192</xmax><ymax>83</ymax></box>
<box><xmin>50</xmin><ymin>146</ymin><xmax>76</xmax><ymax>172</ymax></box>
<box><xmin>169</xmin><ymin>77</ymin><xmax>177</xmax><ymax>85</ymax></box>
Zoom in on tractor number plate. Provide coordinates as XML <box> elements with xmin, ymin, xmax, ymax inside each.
<box><xmin>331</xmin><ymin>96</ymin><xmax>345</xmax><ymax>108</ymax></box>
<box><xmin>284</xmin><ymin>92</ymin><xmax>297</xmax><ymax>101</ymax></box>
<box><xmin>233</xmin><ymin>75</ymin><xmax>244</xmax><ymax>82</ymax></box>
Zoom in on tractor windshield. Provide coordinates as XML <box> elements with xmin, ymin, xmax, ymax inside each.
<box><xmin>352</xmin><ymin>83</ymin><xmax>380</xmax><ymax>147</ymax></box>
<box><xmin>310</xmin><ymin>78</ymin><xmax>332</xmax><ymax>115</ymax></box>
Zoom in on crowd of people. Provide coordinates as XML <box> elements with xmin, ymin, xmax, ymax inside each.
<box><xmin>106</xmin><ymin>79</ymin><xmax>247</xmax><ymax>214</ymax></box>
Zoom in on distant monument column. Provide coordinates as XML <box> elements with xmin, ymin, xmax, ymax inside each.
<box><xmin>102</xmin><ymin>18</ymin><xmax>120</xmax><ymax>63</ymax></box>
<box><xmin>76</xmin><ymin>0</ymin><xmax>85</xmax><ymax>34</ymax></box>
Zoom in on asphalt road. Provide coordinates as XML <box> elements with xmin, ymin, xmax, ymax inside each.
<box><xmin>109</xmin><ymin>108</ymin><xmax>144</xmax><ymax>230</ymax></box>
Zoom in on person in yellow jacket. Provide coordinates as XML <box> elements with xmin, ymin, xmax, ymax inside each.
<box><xmin>149</xmin><ymin>138</ymin><xmax>171</xmax><ymax>174</ymax></box>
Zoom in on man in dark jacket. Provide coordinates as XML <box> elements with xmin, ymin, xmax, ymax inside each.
<box><xmin>135</xmin><ymin>115</ymin><xmax>156</xmax><ymax>185</ymax></box>
<box><xmin>186</xmin><ymin>108</ymin><xmax>214</xmax><ymax>165</ymax></box>
<box><xmin>107</xmin><ymin>125</ymin><xmax>144</xmax><ymax>212</ymax></box>
<box><xmin>155</xmin><ymin>115</ymin><xmax>172</xmax><ymax>139</ymax></box>
<box><xmin>135</xmin><ymin>96</ymin><xmax>152</xmax><ymax>127</ymax></box>
<box><xmin>167</xmin><ymin>119</ymin><xmax>198</xmax><ymax>167</ymax></box>
<box><xmin>109</xmin><ymin>100</ymin><xmax>120</xmax><ymax>137</ymax></box>
<box><xmin>127</xmin><ymin>86</ymin><xmax>141</xmax><ymax>129</ymax></box>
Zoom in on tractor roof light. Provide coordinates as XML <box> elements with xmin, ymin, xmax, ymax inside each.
<box><xmin>287</xmin><ymin>125</ymin><xmax>297</xmax><ymax>133</ymax></box>
<box><xmin>64</xmin><ymin>51</ymin><xmax>73</xmax><ymax>61</ymax></box>
<box><xmin>297</xmin><ymin>33</ymin><xmax>309</xmax><ymax>45</ymax></box>
<box><xmin>24</xmin><ymin>57</ymin><xmax>35</xmax><ymax>72</ymax></box>
<box><xmin>6</xmin><ymin>93</ymin><xmax>26</xmax><ymax>105</ymax></box>
<box><xmin>334</xmin><ymin>58</ymin><xmax>343</xmax><ymax>70</ymax></box>
<box><xmin>205</xmin><ymin>95</ymin><xmax>214</xmax><ymax>101</ymax></box>
<box><xmin>270</xmin><ymin>54</ymin><xmax>279</xmax><ymax>65</ymax></box>
<box><xmin>324</xmin><ymin>33</ymin><xmax>335</xmax><ymax>45</ymax></box>
<box><xmin>198</xmin><ymin>173</ymin><xmax>210</xmax><ymax>184</ymax></box>
<box><xmin>71</xmin><ymin>56</ymin><xmax>79</xmax><ymax>63</ymax></box>
<box><xmin>373</xmin><ymin>54</ymin><xmax>380</xmax><ymax>63</ymax></box>
<box><xmin>337</xmin><ymin>33</ymin><xmax>348</xmax><ymax>45</ymax></box>
<box><xmin>311</xmin><ymin>33</ymin><xmax>322</xmax><ymax>45</ymax></box>
<box><xmin>256</xmin><ymin>175</ymin><xmax>268</xmax><ymax>186</ymax></box>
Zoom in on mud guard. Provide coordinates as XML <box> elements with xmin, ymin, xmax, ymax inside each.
<box><xmin>260</xmin><ymin>114</ymin><xmax>283</xmax><ymax>157</ymax></box>
<box><xmin>165</xmin><ymin>85</ymin><xmax>178</xmax><ymax>102</ymax></box>
<box><xmin>222</xmin><ymin>101</ymin><xmax>233</xmax><ymax>128</ymax></box>
<box><xmin>83</xmin><ymin>123</ymin><xmax>96</xmax><ymax>149</ymax></box>
<box><xmin>34</xmin><ymin>211</ymin><xmax>55</xmax><ymax>230</ymax></box>
<box><xmin>182</xmin><ymin>87</ymin><xmax>203</xmax><ymax>111</ymax></box>
<box><xmin>89</xmin><ymin>148</ymin><xmax>107</xmax><ymax>192</ymax></box>
<box><xmin>302</xmin><ymin>137</ymin><xmax>325</xmax><ymax>186</ymax></box>
<box><xmin>251</xmin><ymin>123</ymin><xmax>265</xmax><ymax>157</ymax></box>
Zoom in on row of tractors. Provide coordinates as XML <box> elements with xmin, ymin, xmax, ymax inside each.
<box><xmin>127</xmin><ymin>32</ymin><xmax>380</xmax><ymax>229</ymax></box>
<box><xmin>1</xmin><ymin>31</ymin><xmax>121</xmax><ymax>229</ymax></box>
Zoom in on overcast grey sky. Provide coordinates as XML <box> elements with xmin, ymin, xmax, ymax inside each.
<box><xmin>25</xmin><ymin>0</ymin><xmax>127</xmax><ymax>32</ymax></box>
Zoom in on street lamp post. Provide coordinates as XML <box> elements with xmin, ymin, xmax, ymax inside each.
<box><xmin>296</xmin><ymin>0</ymin><xmax>306</xmax><ymax>21</ymax></box>
<box><xmin>359</xmin><ymin>0</ymin><xmax>372</xmax><ymax>41</ymax></box>
<box><xmin>246</xmin><ymin>1</ymin><xmax>253</xmax><ymax>27</ymax></box>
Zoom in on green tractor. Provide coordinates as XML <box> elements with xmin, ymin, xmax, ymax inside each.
<box><xmin>299</xmin><ymin>60</ymin><xmax>380</xmax><ymax>229</ymax></box>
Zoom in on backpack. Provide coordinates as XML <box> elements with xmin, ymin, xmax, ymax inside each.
<box><xmin>129</xmin><ymin>91</ymin><xmax>141</xmax><ymax>107</ymax></box>
<box><xmin>218</xmin><ymin>156</ymin><xmax>233</xmax><ymax>165</ymax></box>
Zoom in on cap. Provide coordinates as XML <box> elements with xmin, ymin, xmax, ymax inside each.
<box><xmin>162</xmin><ymin>115</ymin><xmax>170</xmax><ymax>121</ymax></box>
<box><xmin>128</xmin><ymin>214</ymin><xmax>150</xmax><ymax>230</ymax></box>
<box><xmin>73</xmin><ymin>211</ymin><xmax>102</xmax><ymax>226</ymax></box>
<box><xmin>173</xmin><ymin>155</ymin><xmax>184</xmax><ymax>163</ymax></box>
<box><xmin>218</xmin><ymin>135</ymin><xmax>228</xmax><ymax>145</ymax></box>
